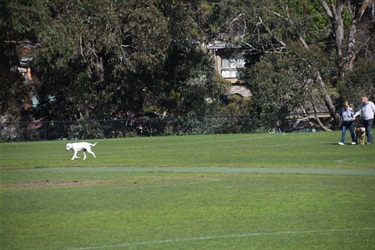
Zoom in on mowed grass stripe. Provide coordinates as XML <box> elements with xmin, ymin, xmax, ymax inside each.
<box><xmin>1</xmin><ymin>131</ymin><xmax>374</xmax><ymax>169</ymax></box>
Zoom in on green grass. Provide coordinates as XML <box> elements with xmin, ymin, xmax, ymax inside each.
<box><xmin>1</xmin><ymin>131</ymin><xmax>374</xmax><ymax>169</ymax></box>
<box><xmin>1</xmin><ymin>132</ymin><xmax>375</xmax><ymax>249</ymax></box>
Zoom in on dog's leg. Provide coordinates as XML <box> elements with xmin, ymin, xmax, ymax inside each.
<box><xmin>86</xmin><ymin>148</ymin><xmax>96</xmax><ymax>158</ymax></box>
<box><xmin>72</xmin><ymin>149</ymin><xmax>81</xmax><ymax>160</ymax></box>
<box><xmin>83</xmin><ymin>151</ymin><xmax>87</xmax><ymax>160</ymax></box>
<box><xmin>72</xmin><ymin>150</ymin><xmax>78</xmax><ymax>160</ymax></box>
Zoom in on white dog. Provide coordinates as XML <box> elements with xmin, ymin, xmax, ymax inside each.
<box><xmin>66</xmin><ymin>142</ymin><xmax>97</xmax><ymax>160</ymax></box>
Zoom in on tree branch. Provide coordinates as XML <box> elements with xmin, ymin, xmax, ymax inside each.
<box><xmin>316</xmin><ymin>0</ymin><xmax>333</xmax><ymax>19</ymax></box>
<box><xmin>257</xmin><ymin>16</ymin><xmax>287</xmax><ymax>47</ymax></box>
<box><xmin>263</xmin><ymin>6</ymin><xmax>309</xmax><ymax>49</ymax></box>
<box><xmin>358</xmin><ymin>0</ymin><xmax>371</xmax><ymax>20</ymax></box>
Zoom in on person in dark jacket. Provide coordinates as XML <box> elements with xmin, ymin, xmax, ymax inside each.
<box><xmin>338</xmin><ymin>100</ymin><xmax>356</xmax><ymax>145</ymax></box>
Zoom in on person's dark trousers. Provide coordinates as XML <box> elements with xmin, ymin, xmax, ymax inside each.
<box><xmin>363</xmin><ymin>118</ymin><xmax>374</xmax><ymax>144</ymax></box>
<box><xmin>341</xmin><ymin>122</ymin><xmax>356</xmax><ymax>143</ymax></box>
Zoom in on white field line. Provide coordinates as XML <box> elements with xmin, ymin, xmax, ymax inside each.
<box><xmin>74</xmin><ymin>227</ymin><xmax>375</xmax><ymax>250</ymax></box>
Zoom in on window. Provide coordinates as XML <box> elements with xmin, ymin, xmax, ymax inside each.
<box><xmin>221</xmin><ymin>58</ymin><xmax>244</xmax><ymax>78</ymax></box>
<box><xmin>221</xmin><ymin>70</ymin><xmax>237</xmax><ymax>78</ymax></box>
<box><xmin>221</xmin><ymin>59</ymin><xmax>230</xmax><ymax>69</ymax></box>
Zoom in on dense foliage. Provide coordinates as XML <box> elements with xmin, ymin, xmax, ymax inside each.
<box><xmin>1</xmin><ymin>0</ymin><xmax>374</xmax><ymax>136</ymax></box>
<box><xmin>1</xmin><ymin>0</ymin><xmax>224</xmax><ymax>122</ymax></box>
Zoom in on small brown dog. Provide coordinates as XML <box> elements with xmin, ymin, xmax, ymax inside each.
<box><xmin>355</xmin><ymin>127</ymin><xmax>366</xmax><ymax>145</ymax></box>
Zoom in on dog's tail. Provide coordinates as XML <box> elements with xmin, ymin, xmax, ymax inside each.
<box><xmin>91</xmin><ymin>142</ymin><xmax>98</xmax><ymax>147</ymax></box>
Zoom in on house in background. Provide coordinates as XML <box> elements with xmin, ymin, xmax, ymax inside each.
<box><xmin>207</xmin><ymin>42</ymin><xmax>251</xmax><ymax>97</ymax></box>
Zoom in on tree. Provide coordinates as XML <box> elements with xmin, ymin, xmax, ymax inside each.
<box><xmin>232</xmin><ymin>0</ymin><xmax>374</xmax><ymax>130</ymax></box>
<box><xmin>317</xmin><ymin>0</ymin><xmax>374</xmax><ymax>76</ymax></box>
<box><xmin>316</xmin><ymin>0</ymin><xmax>375</xmax><ymax>106</ymax></box>
<box><xmin>339</xmin><ymin>58</ymin><xmax>375</xmax><ymax>104</ymax></box>
<box><xmin>13</xmin><ymin>0</ymin><xmax>225</xmax><ymax>121</ymax></box>
<box><xmin>30</xmin><ymin>0</ymin><xmax>173</xmax><ymax>120</ymax></box>
<box><xmin>0</xmin><ymin>0</ymin><xmax>50</xmax><ymax>121</ymax></box>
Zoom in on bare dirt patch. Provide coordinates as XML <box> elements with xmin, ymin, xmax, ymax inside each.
<box><xmin>1</xmin><ymin>176</ymin><xmax>210</xmax><ymax>189</ymax></box>
<box><xmin>1</xmin><ymin>180</ymin><xmax>136</xmax><ymax>189</ymax></box>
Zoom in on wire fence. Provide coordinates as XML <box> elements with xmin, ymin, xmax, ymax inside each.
<box><xmin>0</xmin><ymin>113</ymin><xmax>335</xmax><ymax>142</ymax></box>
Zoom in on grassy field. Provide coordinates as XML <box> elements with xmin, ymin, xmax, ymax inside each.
<box><xmin>1</xmin><ymin>131</ymin><xmax>375</xmax><ymax>169</ymax></box>
<box><xmin>1</xmin><ymin>131</ymin><xmax>374</xmax><ymax>249</ymax></box>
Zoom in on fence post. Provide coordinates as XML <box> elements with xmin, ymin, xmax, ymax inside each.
<box><xmin>149</xmin><ymin>119</ymin><xmax>152</xmax><ymax>137</ymax></box>
<box><xmin>252</xmin><ymin>115</ymin><xmax>256</xmax><ymax>130</ymax></box>
<box><xmin>201</xmin><ymin>116</ymin><xmax>205</xmax><ymax>135</ymax></box>
<box><xmin>44</xmin><ymin>122</ymin><xmax>47</xmax><ymax>140</ymax></box>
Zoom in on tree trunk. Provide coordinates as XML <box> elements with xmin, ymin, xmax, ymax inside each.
<box><xmin>346</xmin><ymin>0</ymin><xmax>371</xmax><ymax>71</ymax></box>
<box><xmin>315</xmin><ymin>71</ymin><xmax>340</xmax><ymax>127</ymax></box>
<box><xmin>347</xmin><ymin>20</ymin><xmax>357</xmax><ymax>71</ymax></box>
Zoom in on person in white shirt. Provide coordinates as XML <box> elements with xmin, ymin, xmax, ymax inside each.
<box><xmin>354</xmin><ymin>96</ymin><xmax>375</xmax><ymax>144</ymax></box>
